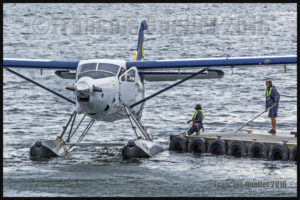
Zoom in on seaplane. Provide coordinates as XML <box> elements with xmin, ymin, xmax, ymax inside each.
<box><xmin>3</xmin><ymin>20</ymin><xmax>297</xmax><ymax>159</ymax></box>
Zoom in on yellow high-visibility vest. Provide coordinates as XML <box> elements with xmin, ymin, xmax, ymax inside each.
<box><xmin>266</xmin><ymin>87</ymin><xmax>273</xmax><ymax>97</ymax></box>
<box><xmin>193</xmin><ymin>110</ymin><xmax>205</xmax><ymax>120</ymax></box>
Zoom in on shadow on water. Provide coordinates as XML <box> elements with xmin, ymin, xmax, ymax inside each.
<box><xmin>30</xmin><ymin>157</ymin><xmax>53</xmax><ymax>162</ymax></box>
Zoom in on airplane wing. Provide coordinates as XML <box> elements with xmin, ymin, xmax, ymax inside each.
<box><xmin>127</xmin><ymin>55</ymin><xmax>297</xmax><ymax>81</ymax></box>
<box><xmin>3</xmin><ymin>58</ymin><xmax>79</xmax><ymax>103</ymax></box>
<box><xmin>129</xmin><ymin>55</ymin><xmax>297</xmax><ymax>107</ymax></box>
<box><xmin>4</xmin><ymin>56</ymin><xmax>297</xmax><ymax>81</ymax></box>
<box><xmin>127</xmin><ymin>55</ymin><xmax>297</xmax><ymax>70</ymax></box>
<box><xmin>3</xmin><ymin>58</ymin><xmax>79</xmax><ymax>70</ymax></box>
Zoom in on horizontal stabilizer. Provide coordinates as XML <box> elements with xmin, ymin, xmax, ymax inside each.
<box><xmin>140</xmin><ymin>69</ymin><xmax>224</xmax><ymax>81</ymax></box>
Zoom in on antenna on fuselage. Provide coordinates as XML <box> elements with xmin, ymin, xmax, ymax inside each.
<box><xmin>134</xmin><ymin>20</ymin><xmax>147</xmax><ymax>61</ymax></box>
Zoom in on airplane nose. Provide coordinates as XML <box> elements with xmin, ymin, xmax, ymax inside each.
<box><xmin>65</xmin><ymin>77</ymin><xmax>114</xmax><ymax>116</ymax></box>
<box><xmin>77</xmin><ymin>81</ymin><xmax>90</xmax><ymax>96</ymax></box>
<box><xmin>66</xmin><ymin>82</ymin><xmax>102</xmax><ymax>94</ymax></box>
<box><xmin>70</xmin><ymin>81</ymin><xmax>103</xmax><ymax>102</ymax></box>
<box><xmin>75</xmin><ymin>81</ymin><xmax>90</xmax><ymax>102</ymax></box>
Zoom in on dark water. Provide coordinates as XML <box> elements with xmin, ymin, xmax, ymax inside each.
<box><xmin>3</xmin><ymin>3</ymin><xmax>297</xmax><ymax>197</ymax></box>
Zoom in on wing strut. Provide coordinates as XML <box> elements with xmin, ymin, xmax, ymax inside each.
<box><xmin>130</xmin><ymin>68</ymin><xmax>207</xmax><ymax>108</ymax></box>
<box><xmin>5</xmin><ymin>68</ymin><xmax>75</xmax><ymax>104</ymax></box>
<box><xmin>124</xmin><ymin>104</ymin><xmax>152</xmax><ymax>141</ymax></box>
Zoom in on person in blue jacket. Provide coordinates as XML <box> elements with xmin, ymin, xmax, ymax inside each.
<box><xmin>187</xmin><ymin>104</ymin><xmax>205</xmax><ymax>135</ymax></box>
<box><xmin>264</xmin><ymin>80</ymin><xmax>280</xmax><ymax>134</ymax></box>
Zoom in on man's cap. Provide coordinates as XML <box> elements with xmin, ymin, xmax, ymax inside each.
<box><xmin>195</xmin><ymin>104</ymin><xmax>202</xmax><ymax>110</ymax></box>
<box><xmin>266</xmin><ymin>80</ymin><xmax>273</xmax><ymax>86</ymax></box>
<box><xmin>265</xmin><ymin>80</ymin><xmax>272</xmax><ymax>84</ymax></box>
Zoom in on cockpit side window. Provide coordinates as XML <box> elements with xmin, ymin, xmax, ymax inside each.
<box><xmin>119</xmin><ymin>68</ymin><xmax>126</xmax><ymax>77</ymax></box>
<box><xmin>121</xmin><ymin>74</ymin><xmax>126</xmax><ymax>81</ymax></box>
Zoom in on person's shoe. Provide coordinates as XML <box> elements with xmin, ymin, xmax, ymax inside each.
<box><xmin>268</xmin><ymin>129</ymin><xmax>276</xmax><ymax>135</ymax></box>
<box><xmin>185</xmin><ymin>132</ymin><xmax>191</xmax><ymax>136</ymax></box>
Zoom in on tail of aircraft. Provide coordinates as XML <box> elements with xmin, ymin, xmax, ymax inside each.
<box><xmin>134</xmin><ymin>20</ymin><xmax>147</xmax><ymax>61</ymax></box>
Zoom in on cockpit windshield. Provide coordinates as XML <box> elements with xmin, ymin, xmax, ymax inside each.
<box><xmin>77</xmin><ymin>62</ymin><xmax>120</xmax><ymax>80</ymax></box>
<box><xmin>78</xmin><ymin>63</ymin><xmax>97</xmax><ymax>73</ymax></box>
<box><xmin>98</xmin><ymin>63</ymin><xmax>119</xmax><ymax>74</ymax></box>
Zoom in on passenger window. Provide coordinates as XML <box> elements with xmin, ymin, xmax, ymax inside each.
<box><xmin>126</xmin><ymin>69</ymin><xmax>135</xmax><ymax>82</ymax></box>
<box><xmin>119</xmin><ymin>68</ymin><xmax>136</xmax><ymax>82</ymax></box>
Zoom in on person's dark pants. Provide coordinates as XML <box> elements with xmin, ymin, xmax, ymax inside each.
<box><xmin>268</xmin><ymin>106</ymin><xmax>278</xmax><ymax>118</ymax></box>
<box><xmin>268</xmin><ymin>106</ymin><xmax>278</xmax><ymax>132</ymax></box>
<box><xmin>188</xmin><ymin>123</ymin><xmax>202</xmax><ymax>134</ymax></box>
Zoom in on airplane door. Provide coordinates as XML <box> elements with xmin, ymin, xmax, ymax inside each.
<box><xmin>119</xmin><ymin>67</ymin><xmax>139</xmax><ymax>105</ymax></box>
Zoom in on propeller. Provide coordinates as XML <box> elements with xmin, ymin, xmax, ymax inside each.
<box><xmin>66</xmin><ymin>83</ymin><xmax>102</xmax><ymax>93</ymax></box>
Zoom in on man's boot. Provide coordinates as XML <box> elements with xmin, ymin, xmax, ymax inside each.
<box><xmin>268</xmin><ymin>129</ymin><xmax>276</xmax><ymax>135</ymax></box>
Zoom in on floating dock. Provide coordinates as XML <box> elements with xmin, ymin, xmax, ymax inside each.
<box><xmin>169</xmin><ymin>131</ymin><xmax>297</xmax><ymax>161</ymax></box>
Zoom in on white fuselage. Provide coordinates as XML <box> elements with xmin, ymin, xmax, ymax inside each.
<box><xmin>72</xmin><ymin>59</ymin><xmax>144</xmax><ymax>122</ymax></box>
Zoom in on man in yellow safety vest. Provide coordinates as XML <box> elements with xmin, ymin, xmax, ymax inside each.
<box><xmin>187</xmin><ymin>104</ymin><xmax>205</xmax><ymax>135</ymax></box>
<box><xmin>264</xmin><ymin>80</ymin><xmax>280</xmax><ymax>134</ymax></box>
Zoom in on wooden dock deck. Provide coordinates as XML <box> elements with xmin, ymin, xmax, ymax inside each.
<box><xmin>187</xmin><ymin>131</ymin><xmax>297</xmax><ymax>149</ymax></box>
